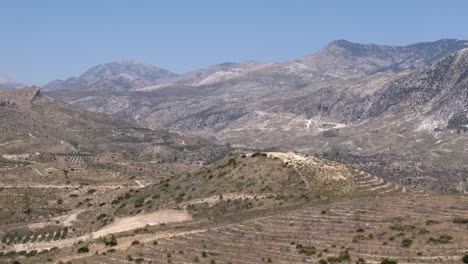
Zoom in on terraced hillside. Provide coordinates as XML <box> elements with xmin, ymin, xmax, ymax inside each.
<box><xmin>0</xmin><ymin>151</ymin><xmax>413</xmax><ymax>263</ymax></box>
<box><xmin>48</xmin><ymin>194</ymin><xmax>468</xmax><ymax>264</ymax></box>
<box><xmin>92</xmin><ymin>152</ymin><xmax>406</xmax><ymax>222</ymax></box>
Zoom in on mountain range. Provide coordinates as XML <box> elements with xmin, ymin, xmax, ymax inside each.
<box><xmin>2</xmin><ymin>38</ymin><xmax>468</xmax><ymax>264</ymax></box>
<box><xmin>42</xmin><ymin>39</ymin><xmax>468</xmax><ymax>191</ymax></box>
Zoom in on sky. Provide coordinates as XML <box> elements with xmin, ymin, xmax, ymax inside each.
<box><xmin>1</xmin><ymin>0</ymin><xmax>468</xmax><ymax>85</ymax></box>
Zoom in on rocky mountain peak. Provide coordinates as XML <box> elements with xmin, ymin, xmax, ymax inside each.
<box><xmin>296</xmin><ymin>39</ymin><xmax>468</xmax><ymax>79</ymax></box>
<box><xmin>43</xmin><ymin>60</ymin><xmax>177</xmax><ymax>91</ymax></box>
<box><xmin>79</xmin><ymin>60</ymin><xmax>177</xmax><ymax>83</ymax></box>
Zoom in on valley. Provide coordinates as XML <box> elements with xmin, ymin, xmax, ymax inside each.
<box><xmin>1</xmin><ymin>38</ymin><xmax>468</xmax><ymax>264</ymax></box>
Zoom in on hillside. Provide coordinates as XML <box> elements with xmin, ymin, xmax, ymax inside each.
<box><xmin>61</xmin><ymin>194</ymin><xmax>468</xmax><ymax>264</ymax></box>
<box><xmin>74</xmin><ymin>152</ymin><xmax>404</xmax><ymax>232</ymax></box>
<box><xmin>0</xmin><ymin>151</ymin><xmax>409</xmax><ymax>264</ymax></box>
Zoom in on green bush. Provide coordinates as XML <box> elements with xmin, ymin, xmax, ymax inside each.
<box><xmin>251</xmin><ymin>152</ymin><xmax>265</xmax><ymax>158</ymax></box>
<box><xmin>381</xmin><ymin>259</ymin><xmax>397</xmax><ymax>264</ymax></box>
<box><xmin>296</xmin><ymin>244</ymin><xmax>316</xmax><ymax>256</ymax></box>
<box><xmin>77</xmin><ymin>246</ymin><xmax>89</xmax><ymax>253</ymax></box>
<box><xmin>104</xmin><ymin>235</ymin><xmax>117</xmax><ymax>246</ymax></box>
<box><xmin>401</xmin><ymin>238</ymin><xmax>413</xmax><ymax>248</ymax></box>
<box><xmin>356</xmin><ymin>258</ymin><xmax>366</xmax><ymax>264</ymax></box>
<box><xmin>428</xmin><ymin>235</ymin><xmax>453</xmax><ymax>244</ymax></box>
<box><xmin>327</xmin><ymin>251</ymin><xmax>350</xmax><ymax>262</ymax></box>
<box><xmin>453</xmin><ymin>218</ymin><xmax>468</xmax><ymax>224</ymax></box>
<box><xmin>134</xmin><ymin>197</ymin><xmax>145</xmax><ymax>208</ymax></box>
<box><xmin>462</xmin><ymin>253</ymin><xmax>468</xmax><ymax>263</ymax></box>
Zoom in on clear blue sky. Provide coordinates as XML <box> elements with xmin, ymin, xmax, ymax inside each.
<box><xmin>1</xmin><ymin>0</ymin><xmax>467</xmax><ymax>84</ymax></box>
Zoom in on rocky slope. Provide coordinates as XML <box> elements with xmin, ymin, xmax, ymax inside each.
<box><xmin>0</xmin><ymin>86</ymin><xmax>229</xmax><ymax>164</ymax></box>
<box><xmin>366</xmin><ymin>48</ymin><xmax>468</xmax><ymax>129</ymax></box>
<box><xmin>43</xmin><ymin>60</ymin><xmax>177</xmax><ymax>91</ymax></box>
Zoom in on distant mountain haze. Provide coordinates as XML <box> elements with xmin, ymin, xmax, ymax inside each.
<box><xmin>0</xmin><ymin>74</ymin><xmax>29</xmax><ymax>89</ymax></box>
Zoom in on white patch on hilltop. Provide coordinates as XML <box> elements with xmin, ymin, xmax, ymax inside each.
<box><xmin>265</xmin><ymin>152</ymin><xmax>348</xmax><ymax>181</ymax></box>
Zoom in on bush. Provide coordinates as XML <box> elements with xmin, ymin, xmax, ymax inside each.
<box><xmin>462</xmin><ymin>253</ymin><xmax>468</xmax><ymax>264</ymax></box>
<box><xmin>296</xmin><ymin>244</ymin><xmax>316</xmax><ymax>256</ymax></box>
<box><xmin>401</xmin><ymin>238</ymin><xmax>413</xmax><ymax>248</ymax></box>
<box><xmin>104</xmin><ymin>235</ymin><xmax>117</xmax><ymax>246</ymax></box>
<box><xmin>356</xmin><ymin>258</ymin><xmax>366</xmax><ymax>264</ymax></box>
<box><xmin>381</xmin><ymin>259</ymin><xmax>397</xmax><ymax>264</ymax></box>
<box><xmin>134</xmin><ymin>197</ymin><xmax>145</xmax><ymax>208</ymax></box>
<box><xmin>453</xmin><ymin>218</ymin><xmax>468</xmax><ymax>224</ymax></box>
<box><xmin>131</xmin><ymin>240</ymin><xmax>141</xmax><ymax>246</ymax></box>
<box><xmin>428</xmin><ymin>235</ymin><xmax>453</xmax><ymax>244</ymax></box>
<box><xmin>251</xmin><ymin>152</ymin><xmax>265</xmax><ymax>158</ymax></box>
<box><xmin>77</xmin><ymin>246</ymin><xmax>89</xmax><ymax>253</ymax></box>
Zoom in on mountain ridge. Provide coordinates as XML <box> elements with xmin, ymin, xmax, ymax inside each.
<box><xmin>43</xmin><ymin>60</ymin><xmax>177</xmax><ymax>92</ymax></box>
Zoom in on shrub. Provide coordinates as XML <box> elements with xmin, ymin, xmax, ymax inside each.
<box><xmin>463</xmin><ymin>253</ymin><xmax>468</xmax><ymax>263</ymax></box>
<box><xmin>453</xmin><ymin>218</ymin><xmax>468</xmax><ymax>224</ymax></box>
<box><xmin>134</xmin><ymin>197</ymin><xmax>145</xmax><ymax>208</ymax></box>
<box><xmin>251</xmin><ymin>152</ymin><xmax>264</xmax><ymax>158</ymax></box>
<box><xmin>401</xmin><ymin>238</ymin><xmax>413</xmax><ymax>248</ymax></box>
<box><xmin>356</xmin><ymin>258</ymin><xmax>366</xmax><ymax>264</ymax></box>
<box><xmin>77</xmin><ymin>246</ymin><xmax>89</xmax><ymax>253</ymax></box>
<box><xmin>97</xmin><ymin>214</ymin><xmax>107</xmax><ymax>221</ymax></box>
<box><xmin>381</xmin><ymin>259</ymin><xmax>397</xmax><ymax>264</ymax></box>
<box><xmin>131</xmin><ymin>240</ymin><xmax>141</xmax><ymax>246</ymax></box>
<box><xmin>87</xmin><ymin>189</ymin><xmax>97</xmax><ymax>194</ymax></box>
<box><xmin>425</xmin><ymin>219</ymin><xmax>439</xmax><ymax>225</ymax></box>
<box><xmin>296</xmin><ymin>244</ymin><xmax>316</xmax><ymax>256</ymax></box>
<box><xmin>428</xmin><ymin>235</ymin><xmax>453</xmax><ymax>244</ymax></box>
<box><xmin>104</xmin><ymin>235</ymin><xmax>117</xmax><ymax>246</ymax></box>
